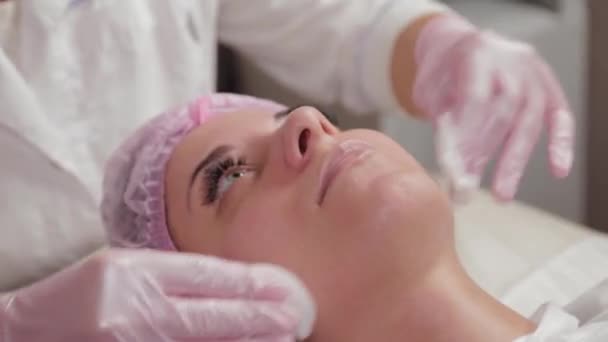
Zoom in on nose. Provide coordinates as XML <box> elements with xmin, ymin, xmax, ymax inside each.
<box><xmin>278</xmin><ymin>106</ymin><xmax>335</xmax><ymax>171</ymax></box>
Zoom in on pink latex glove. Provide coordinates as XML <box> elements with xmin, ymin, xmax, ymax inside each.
<box><xmin>0</xmin><ymin>248</ymin><xmax>315</xmax><ymax>342</ymax></box>
<box><xmin>413</xmin><ymin>14</ymin><xmax>575</xmax><ymax>201</ymax></box>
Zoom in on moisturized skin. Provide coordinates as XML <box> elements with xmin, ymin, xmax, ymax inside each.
<box><xmin>164</xmin><ymin>106</ymin><xmax>533</xmax><ymax>342</ymax></box>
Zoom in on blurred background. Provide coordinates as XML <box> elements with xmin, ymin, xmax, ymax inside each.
<box><xmin>217</xmin><ymin>0</ymin><xmax>606</xmax><ymax>231</ymax></box>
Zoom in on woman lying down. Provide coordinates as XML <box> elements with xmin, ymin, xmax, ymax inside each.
<box><xmin>101</xmin><ymin>93</ymin><xmax>607</xmax><ymax>342</ymax></box>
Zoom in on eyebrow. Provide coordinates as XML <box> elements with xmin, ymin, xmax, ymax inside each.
<box><xmin>187</xmin><ymin>145</ymin><xmax>234</xmax><ymax>210</ymax></box>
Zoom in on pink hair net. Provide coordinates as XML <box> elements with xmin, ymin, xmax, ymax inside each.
<box><xmin>101</xmin><ymin>93</ymin><xmax>286</xmax><ymax>250</ymax></box>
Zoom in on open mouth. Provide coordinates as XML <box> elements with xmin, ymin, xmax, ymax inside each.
<box><xmin>317</xmin><ymin>140</ymin><xmax>373</xmax><ymax>205</ymax></box>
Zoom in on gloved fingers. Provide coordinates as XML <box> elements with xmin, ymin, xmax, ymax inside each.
<box><xmin>441</xmin><ymin>57</ymin><xmax>496</xmax><ymax>136</ymax></box>
<box><xmin>492</xmin><ymin>83</ymin><xmax>545</xmax><ymax>201</ymax></box>
<box><xmin>546</xmin><ymin>108</ymin><xmax>574</xmax><ymax>178</ymax></box>
<box><xmin>442</xmin><ymin>66</ymin><xmax>513</xmax><ymax>163</ymax></box>
<box><xmin>492</xmin><ymin>66</ymin><xmax>521</xmax><ymax>110</ymax></box>
<box><xmin>248</xmin><ymin>264</ymin><xmax>315</xmax><ymax>340</ymax></box>
<box><xmin>451</xmin><ymin>50</ymin><xmax>494</xmax><ymax>123</ymax></box>
<box><xmin>414</xmin><ymin>35</ymin><xmax>478</xmax><ymax>118</ymax></box>
<box><xmin>437</xmin><ymin>91</ymin><xmax>514</xmax><ymax>201</ymax></box>
<box><xmin>437</xmin><ymin>55</ymin><xmax>471</xmax><ymax>119</ymax></box>
<box><xmin>160</xmin><ymin>299</ymin><xmax>297</xmax><ymax>340</ymax></box>
<box><xmin>473</xmin><ymin>67</ymin><xmax>520</xmax><ymax>146</ymax></box>
<box><xmin>434</xmin><ymin>113</ymin><xmax>482</xmax><ymax>201</ymax></box>
<box><xmin>434</xmin><ymin>79</ymin><xmax>489</xmax><ymax>200</ymax></box>
<box><xmin>413</xmin><ymin>53</ymin><xmax>454</xmax><ymax>117</ymax></box>
<box><xmin>537</xmin><ymin>60</ymin><xmax>575</xmax><ymax>178</ymax></box>
<box><xmin>473</xmin><ymin>69</ymin><xmax>522</xmax><ymax>165</ymax></box>
<box><xmin>133</xmin><ymin>250</ymin><xmax>287</xmax><ymax>300</ymax></box>
<box><xmin>104</xmin><ymin>330</ymin><xmax>295</xmax><ymax>342</ymax></box>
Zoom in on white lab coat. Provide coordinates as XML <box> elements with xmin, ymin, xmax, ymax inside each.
<box><xmin>0</xmin><ymin>0</ymin><xmax>448</xmax><ymax>290</ymax></box>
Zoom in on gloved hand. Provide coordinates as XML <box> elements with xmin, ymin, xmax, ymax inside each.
<box><xmin>0</xmin><ymin>248</ymin><xmax>315</xmax><ymax>342</ymax></box>
<box><xmin>413</xmin><ymin>14</ymin><xmax>575</xmax><ymax>201</ymax></box>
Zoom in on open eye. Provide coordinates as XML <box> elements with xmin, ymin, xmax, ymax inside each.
<box><xmin>203</xmin><ymin>157</ymin><xmax>252</xmax><ymax>205</ymax></box>
<box><xmin>217</xmin><ymin>168</ymin><xmax>249</xmax><ymax>197</ymax></box>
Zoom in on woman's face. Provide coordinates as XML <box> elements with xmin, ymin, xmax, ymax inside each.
<box><xmin>165</xmin><ymin>106</ymin><xmax>453</xmax><ymax>337</ymax></box>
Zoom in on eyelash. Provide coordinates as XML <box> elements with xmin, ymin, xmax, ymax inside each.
<box><xmin>202</xmin><ymin>156</ymin><xmax>249</xmax><ymax>205</ymax></box>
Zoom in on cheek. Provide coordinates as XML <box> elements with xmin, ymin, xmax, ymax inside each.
<box><xmin>220</xmin><ymin>193</ymin><xmax>297</xmax><ymax>263</ymax></box>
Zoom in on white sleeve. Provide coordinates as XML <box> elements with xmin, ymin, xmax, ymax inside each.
<box><xmin>218</xmin><ymin>0</ymin><xmax>450</xmax><ymax>114</ymax></box>
<box><xmin>0</xmin><ymin>126</ymin><xmax>105</xmax><ymax>291</ymax></box>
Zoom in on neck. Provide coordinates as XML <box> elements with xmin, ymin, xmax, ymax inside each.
<box><xmin>315</xmin><ymin>254</ymin><xmax>535</xmax><ymax>342</ymax></box>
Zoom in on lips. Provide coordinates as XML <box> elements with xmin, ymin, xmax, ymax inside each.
<box><xmin>317</xmin><ymin>140</ymin><xmax>373</xmax><ymax>205</ymax></box>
